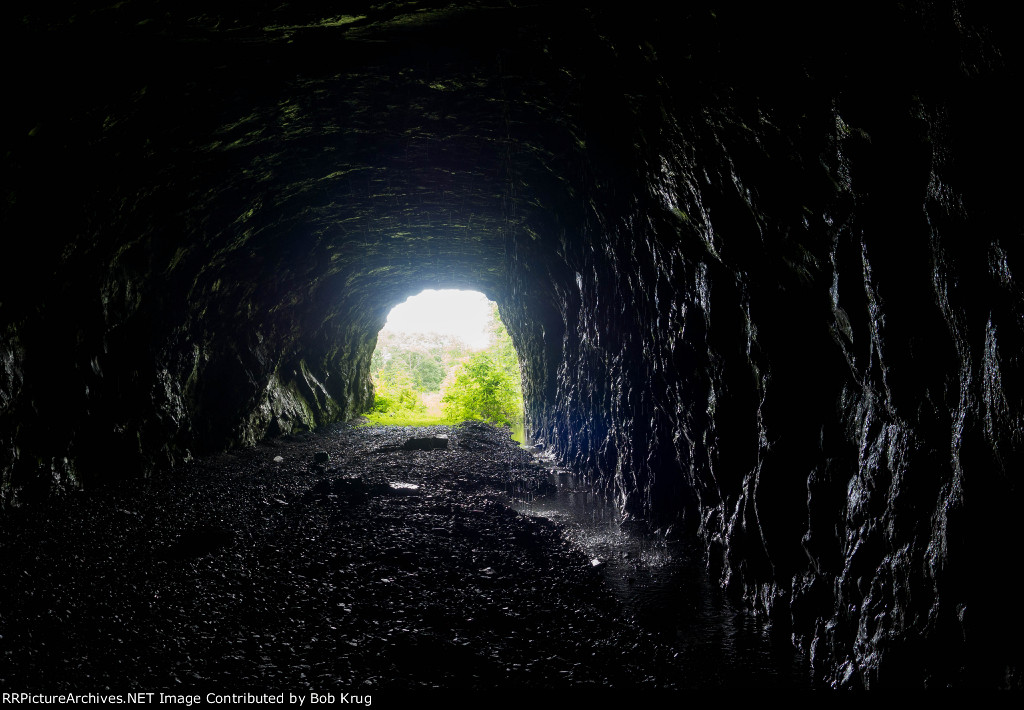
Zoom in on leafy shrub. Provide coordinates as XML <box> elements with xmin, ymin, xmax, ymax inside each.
<box><xmin>441</xmin><ymin>351</ymin><xmax>522</xmax><ymax>426</ymax></box>
<box><xmin>371</xmin><ymin>370</ymin><xmax>425</xmax><ymax>416</ymax></box>
<box><xmin>441</xmin><ymin>310</ymin><xmax>523</xmax><ymax>426</ymax></box>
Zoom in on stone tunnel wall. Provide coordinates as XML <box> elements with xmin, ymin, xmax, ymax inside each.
<box><xmin>1</xmin><ymin>0</ymin><xmax>1021</xmax><ymax>688</ymax></box>
<box><xmin>2</xmin><ymin>1</ymin><xmax>517</xmax><ymax>499</ymax></box>
<box><xmin>503</xmin><ymin>3</ymin><xmax>1022</xmax><ymax>689</ymax></box>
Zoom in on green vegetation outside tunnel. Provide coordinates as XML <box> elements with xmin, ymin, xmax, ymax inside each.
<box><xmin>362</xmin><ymin>303</ymin><xmax>525</xmax><ymax>442</ymax></box>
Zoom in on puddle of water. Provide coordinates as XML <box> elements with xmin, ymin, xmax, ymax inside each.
<box><xmin>502</xmin><ymin>455</ymin><xmax>811</xmax><ymax>688</ymax></box>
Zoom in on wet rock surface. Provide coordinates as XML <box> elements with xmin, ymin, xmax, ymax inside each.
<box><xmin>0</xmin><ymin>422</ymin><xmax>804</xmax><ymax>692</ymax></box>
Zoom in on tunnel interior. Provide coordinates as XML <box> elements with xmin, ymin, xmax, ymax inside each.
<box><xmin>2</xmin><ymin>0</ymin><xmax>1022</xmax><ymax>688</ymax></box>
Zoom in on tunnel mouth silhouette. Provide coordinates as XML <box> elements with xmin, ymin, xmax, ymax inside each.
<box><xmin>365</xmin><ymin>288</ymin><xmax>527</xmax><ymax>443</ymax></box>
<box><xmin>2</xmin><ymin>1</ymin><xmax>1018</xmax><ymax>688</ymax></box>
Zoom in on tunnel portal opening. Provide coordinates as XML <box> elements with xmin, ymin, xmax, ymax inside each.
<box><xmin>365</xmin><ymin>289</ymin><xmax>526</xmax><ymax>443</ymax></box>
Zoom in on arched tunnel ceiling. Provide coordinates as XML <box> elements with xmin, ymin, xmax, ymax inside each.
<box><xmin>7</xmin><ymin>1</ymin><xmax>600</xmax><ymax>320</ymax></box>
<box><xmin>5</xmin><ymin>1</ymin><xmax>619</xmax><ymax>458</ymax></box>
<box><xmin>3</xmin><ymin>0</ymin><xmax>1023</xmax><ymax>688</ymax></box>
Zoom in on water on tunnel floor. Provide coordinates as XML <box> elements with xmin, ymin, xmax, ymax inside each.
<box><xmin>501</xmin><ymin>452</ymin><xmax>811</xmax><ymax>688</ymax></box>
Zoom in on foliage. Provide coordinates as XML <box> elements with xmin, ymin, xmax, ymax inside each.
<box><xmin>366</xmin><ymin>302</ymin><xmax>524</xmax><ymax>430</ymax></box>
<box><xmin>361</xmin><ymin>409</ymin><xmax>450</xmax><ymax>427</ymax></box>
<box><xmin>371</xmin><ymin>331</ymin><xmax>468</xmax><ymax>392</ymax></box>
<box><xmin>440</xmin><ymin>352</ymin><xmax>522</xmax><ymax>426</ymax></box>
<box><xmin>370</xmin><ymin>370</ymin><xmax>425</xmax><ymax>417</ymax></box>
<box><xmin>441</xmin><ymin>305</ymin><xmax>523</xmax><ymax>427</ymax></box>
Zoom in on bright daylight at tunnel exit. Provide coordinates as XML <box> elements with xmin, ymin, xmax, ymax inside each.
<box><xmin>365</xmin><ymin>290</ymin><xmax>526</xmax><ymax>443</ymax></box>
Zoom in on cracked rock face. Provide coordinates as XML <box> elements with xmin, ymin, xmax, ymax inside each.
<box><xmin>1</xmin><ymin>0</ymin><xmax>1020</xmax><ymax>688</ymax></box>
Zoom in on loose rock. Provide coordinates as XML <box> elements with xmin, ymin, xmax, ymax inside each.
<box><xmin>402</xmin><ymin>435</ymin><xmax>449</xmax><ymax>451</ymax></box>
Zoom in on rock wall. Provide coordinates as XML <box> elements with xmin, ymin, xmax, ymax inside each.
<box><xmin>1</xmin><ymin>0</ymin><xmax>1020</xmax><ymax>687</ymax></box>
<box><xmin>511</xmin><ymin>3</ymin><xmax>1022</xmax><ymax>688</ymax></box>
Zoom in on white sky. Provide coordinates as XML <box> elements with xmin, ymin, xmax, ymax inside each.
<box><xmin>380</xmin><ymin>289</ymin><xmax>493</xmax><ymax>349</ymax></box>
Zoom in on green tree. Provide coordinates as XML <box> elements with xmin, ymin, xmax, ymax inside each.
<box><xmin>441</xmin><ymin>306</ymin><xmax>523</xmax><ymax>426</ymax></box>
<box><xmin>371</xmin><ymin>331</ymin><xmax>467</xmax><ymax>393</ymax></box>
<box><xmin>371</xmin><ymin>370</ymin><xmax>425</xmax><ymax>415</ymax></box>
<box><xmin>411</xmin><ymin>355</ymin><xmax>445</xmax><ymax>391</ymax></box>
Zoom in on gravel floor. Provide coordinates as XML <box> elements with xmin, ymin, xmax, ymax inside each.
<box><xmin>1</xmin><ymin>422</ymin><xmax>673</xmax><ymax>695</ymax></box>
